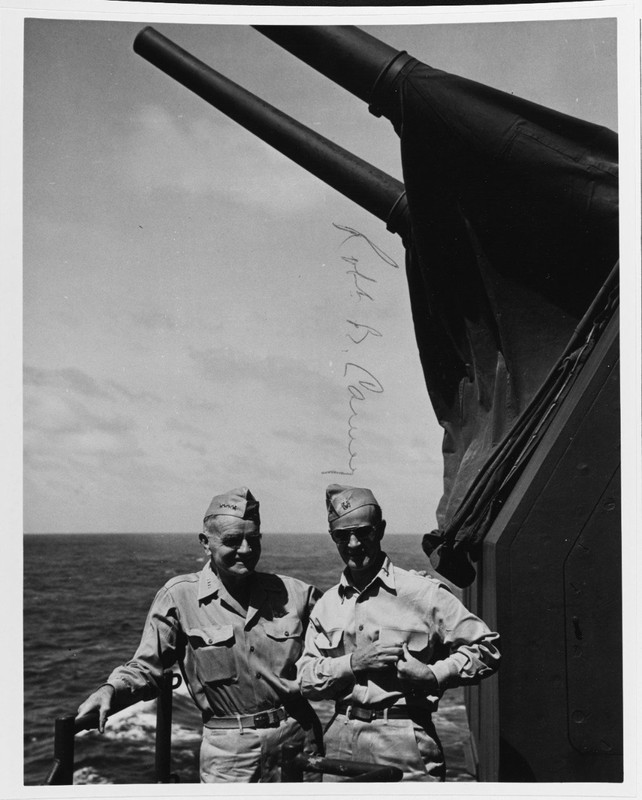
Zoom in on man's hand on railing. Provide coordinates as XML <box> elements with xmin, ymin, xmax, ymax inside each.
<box><xmin>76</xmin><ymin>684</ymin><xmax>115</xmax><ymax>733</ymax></box>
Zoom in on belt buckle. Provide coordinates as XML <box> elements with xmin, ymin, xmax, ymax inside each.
<box><xmin>348</xmin><ymin>706</ymin><xmax>376</xmax><ymax>722</ymax></box>
<box><xmin>254</xmin><ymin>710</ymin><xmax>280</xmax><ymax>729</ymax></box>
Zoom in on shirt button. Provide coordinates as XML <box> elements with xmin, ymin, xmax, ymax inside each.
<box><xmin>207</xmin><ymin>639</ymin><xmax>214</xmax><ymax>644</ymax></box>
<box><xmin>358</xmin><ymin>625</ymin><xmax>364</xmax><ymax>632</ymax></box>
<box><xmin>284</xmin><ymin>631</ymin><xmax>289</xmax><ymax>636</ymax></box>
<box><xmin>256</xmin><ymin>673</ymin><xmax>262</xmax><ymax>679</ymax></box>
<box><xmin>250</xmin><ymin>646</ymin><xmax>255</xmax><ymax>652</ymax></box>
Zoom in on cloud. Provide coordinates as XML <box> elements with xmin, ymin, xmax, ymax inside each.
<box><xmin>24</xmin><ymin>387</ymin><xmax>135</xmax><ymax>450</ymax></box>
<box><xmin>189</xmin><ymin>345</ymin><xmax>338</xmax><ymax>402</ymax></box>
<box><xmin>178</xmin><ymin>439</ymin><xmax>208</xmax><ymax>457</ymax></box>
<box><xmin>189</xmin><ymin>398</ymin><xmax>224</xmax><ymax>414</ymax></box>
<box><xmin>23</xmin><ymin>365</ymin><xmax>147</xmax><ymax>475</ymax></box>
<box><xmin>105</xmin><ymin>380</ymin><xmax>161</xmax><ymax>404</ymax></box>
<box><xmin>132</xmin><ymin>309</ymin><xmax>179</xmax><ymax>331</ymax></box>
<box><xmin>272</xmin><ymin>427</ymin><xmax>334</xmax><ymax>448</ymax></box>
<box><xmin>25</xmin><ymin>363</ymin><xmax>161</xmax><ymax>406</ymax></box>
<box><xmin>122</xmin><ymin>105</ymin><xmax>328</xmax><ymax>215</ymax></box>
<box><xmin>24</xmin><ymin>365</ymin><xmax>111</xmax><ymax>399</ymax></box>
<box><xmin>187</xmin><ymin>346</ymin><xmax>346</xmax><ymax>444</ymax></box>
<box><xmin>165</xmin><ymin>416</ymin><xmax>206</xmax><ymax>437</ymax></box>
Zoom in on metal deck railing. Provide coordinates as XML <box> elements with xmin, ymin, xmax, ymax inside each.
<box><xmin>44</xmin><ymin>673</ymin><xmax>403</xmax><ymax>784</ymax></box>
<box><xmin>43</xmin><ymin>671</ymin><xmax>181</xmax><ymax>784</ymax></box>
<box><xmin>281</xmin><ymin>745</ymin><xmax>402</xmax><ymax>782</ymax></box>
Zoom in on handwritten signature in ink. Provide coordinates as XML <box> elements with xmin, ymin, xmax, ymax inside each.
<box><xmin>323</xmin><ymin>225</ymin><xmax>398</xmax><ymax>476</ymax></box>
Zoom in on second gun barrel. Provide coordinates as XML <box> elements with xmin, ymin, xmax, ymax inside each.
<box><xmin>134</xmin><ymin>27</ymin><xmax>407</xmax><ymax>234</ymax></box>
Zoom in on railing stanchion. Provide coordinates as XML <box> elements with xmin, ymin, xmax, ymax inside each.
<box><xmin>45</xmin><ymin>714</ymin><xmax>77</xmax><ymax>785</ymax></box>
<box><xmin>281</xmin><ymin>744</ymin><xmax>304</xmax><ymax>782</ymax></box>
<box><xmin>155</xmin><ymin>671</ymin><xmax>174</xmax><ymax>782</ymax></box>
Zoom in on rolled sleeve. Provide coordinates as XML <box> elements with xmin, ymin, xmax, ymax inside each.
<box><xmin>428</xmin><ymin>585</ymin><xmax>501</xmax><ymax>691</ymax></box>
<box><xmin>297</xmin><ymin>617</ymin><xmax>355</xmax><ymax>700</ymax></box>
<box><xmin>107</xmin><ymin>586</ymin><xmax>180</xmax><ymax>704</ymax></box>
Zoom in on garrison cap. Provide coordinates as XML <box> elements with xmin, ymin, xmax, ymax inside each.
<box><xmin>204</xmin><ymin>487</ymin><xmax>260</xmax><ymax>525</ymax></box>
<box><xmin>326</xmin><ymin>484</ymin><xmax>380</xmax><ymax>524</ymax></box>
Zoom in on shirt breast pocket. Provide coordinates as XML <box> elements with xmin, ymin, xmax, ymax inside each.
<box><xmin>187</xmin><ymin>624</ymin><xmax>238</xmax><ymax>684</ymax></box>
<box><xmin>314</xmin><ymin>627</ymin><xmax>345</xmax><ymax>656</ymax></box>
<box><xmin>263</xmin><ymin>614</ymin><xmax>303</xmax><ymax>642</ymax></box>
<box><xmin>380</xmin><ymin>627</ymin><xmax>430</xmax><ymax>658</ymax></box>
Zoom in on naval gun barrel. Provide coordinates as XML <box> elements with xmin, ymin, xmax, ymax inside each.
<box><xmin>133</xmin><ymin>27</ymin><xmax>408</xmax><ymax>236</ymax></box>
<box><xmin>252</xmin><ymin>26</ymin><xmax>415</xmax><ymax>115</ymax></box>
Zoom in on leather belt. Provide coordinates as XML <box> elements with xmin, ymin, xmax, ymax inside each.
<box><xmin>335</xmin><ymin>701</ymin><xmax>413</xmax><ymax>722</ymax></box>
<box><xmin>204</xmin><ymin>707</ymin><xmax>288</xmax><ymax>731</ymax></box>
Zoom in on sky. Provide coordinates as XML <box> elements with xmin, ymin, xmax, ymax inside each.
<box><xmin>19</xmin><ymin>10</ymin><xmax>619</xmax><ymax>534</ymax></box>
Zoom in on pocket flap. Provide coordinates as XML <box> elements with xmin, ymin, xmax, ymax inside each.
<box><xmin>406</xmin><ymin>629</ymin><xmax>430</xmax><ymax>652</ymax></box>
<box><xmin>187</xmin><ymin>624</ymin><xmax>234</xmax><ymax>646</ymax></box>
<box><xmin>315</xmin><ymin>628</ymin><xmax>344</xmax><ymax>650</ymax></box>
<box><xmin>380</xmin><ymin>627</ymin><xmax>429</xmax><ymax>652</ymax></box>
<box><xmin>264</xmin><ymin>615</ymin><xmax>303</xmax><ymax>640</ymax></box>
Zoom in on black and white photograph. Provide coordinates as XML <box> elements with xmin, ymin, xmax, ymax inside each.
<box><xmin>2</xmin><ymin>0</ymin><xmax>639</xmax><ymax>795</ymax></box>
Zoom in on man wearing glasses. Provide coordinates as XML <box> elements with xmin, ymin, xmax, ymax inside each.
<box><xmin>297</xmin><ymin>484</ymin><xmax>500</xmax><ymax>781</ymax></box>
<box><xmin>76</xmin><ymin>487</ymin><xmax>321</xmax><ymax>782</ymax></box>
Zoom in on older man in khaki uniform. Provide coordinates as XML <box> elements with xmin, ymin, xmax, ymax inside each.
<box><xmin>77</xmin><ymin>487</ymin><xmax>321</xmax><ymax>782</ymax></box>
<box><xmin>297</xmin><ymin>484</ymin><xmax>500</xmax><ymax>781</ymax></box>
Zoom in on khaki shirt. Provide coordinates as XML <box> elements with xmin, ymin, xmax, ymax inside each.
<box><xmin>107</xmin><ymin>564</ymin><xmax>320</xmax><ymax>720</ymax></box>
<box><xmin>297</xmin><ymin>555</ymin><xmax>500</xmax><ymax>711</ymax></box>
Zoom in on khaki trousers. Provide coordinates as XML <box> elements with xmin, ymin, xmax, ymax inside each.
<box><xmin>200</xmin><ymin>716</ymin><xmax>320</xmax><ymax>783</ymax></box>
<box><xmin>323</xmin><ymin>712</ymin><xmax>446</xmax><ymax>782</ymax></box>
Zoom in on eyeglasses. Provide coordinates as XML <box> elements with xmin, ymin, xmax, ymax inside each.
<box><xmin>216</xmin><ymin>533</ymin><xmax>262</xmax><ymax>549</ymax></box>
<box><xmin>330</xmin><ymin>525</ymin><xmax>378</xmax><ymax>545</ymax></box>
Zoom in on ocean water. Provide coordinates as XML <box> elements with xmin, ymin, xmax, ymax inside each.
<box><xmin>24</xmin><ymin>533</ymin><xmax>475</xmax><ymax>785</ymax></box>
